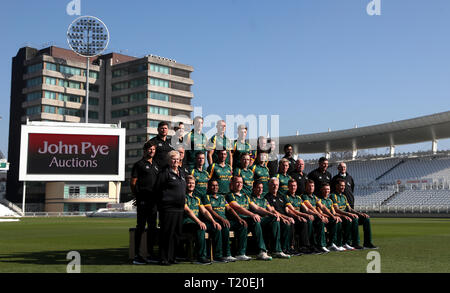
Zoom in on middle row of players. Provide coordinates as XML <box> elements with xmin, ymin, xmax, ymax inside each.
<box><xmin>185</xmin><ymin>150</ymin><xmax>371</xmax><ymax>260</ymax></box>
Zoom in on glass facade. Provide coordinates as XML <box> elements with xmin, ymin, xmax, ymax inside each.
<box><xmin>149</xmin><ymin>106</ymin><xmax>169</xmax><ymax>115</ymax></box>
<box><xmin>27</xmin><ymin>63</ymin><xmax>43</xmax><ymax>74</ymax></box>
<box><xmin>26</xmin><ymin>106</ymin><xmax>41</xmax><ymax>115</ymax></box>
<box><xmin>150</xmin><ymin>91</ymin><xmax>169</xmax><ymax>101</ymax></box>
<box><xmin>27</xmin><ymin>77</ymin><xmax>42</xmax><ymax>87</ymax></box>
<box><xmin>26</xmin><ymin>92</ymin><xmax>42</xmax><ymax>101</ymax></box>
<box><xmin>150</xmin><ymin>64</ymin><xmax>170</xmax><ymax>74</ymax></box>
<box><xmin>150</xmin><ymin>78</ymin><xmax>169</xmax><ymax>88</ymax></box>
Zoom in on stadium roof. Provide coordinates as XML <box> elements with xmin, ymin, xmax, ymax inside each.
<box><xmin>279</xmin><ymin>110</ymin><xmax>450</xmax><ymax>153</ymax></box>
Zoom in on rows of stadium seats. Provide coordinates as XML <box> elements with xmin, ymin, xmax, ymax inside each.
<box><xmin>378</xmin><ymin>157</ymin><xmax>450</xmax><ymax>183</ymax></box>
<box><xmin>302</xmin><ymin>154</ymin><xmax>450</xmax><ymax>208</ymax></box>
<box><xmin>384</xmin><ymin>190</ymin><xmax>450</xmax><ymax>207</ymax></box>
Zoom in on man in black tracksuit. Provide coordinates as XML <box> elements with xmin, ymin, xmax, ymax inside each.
<box><xmin>131</xmin><ymin>141</ymin><xmax>160</xmax><ymax>264</ymax></box>
<box><xmin>331</xmin><ymin>162</ymin><xmax>355</xmax><ymax>209</ymax></box>
<box><xmin>290</xmin><ymin>158</ymin><xmax>308</xmax><ymax>196</ymax></box>
<box><xmin>149</xmin><ymin>121</ymin><xmax>174</xmax><ymax>168</ymax></box>
<box><xmin>307</xmin><ymin>157</ymin><xmax>333</xmax><ymax>196</ymax></box>
<box><xmin>282</xmin><ymin>144</ymin><xmax>297</xmax><ymax>175</ymax></box>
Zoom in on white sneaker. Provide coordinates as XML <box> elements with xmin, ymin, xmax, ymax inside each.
<box><xmin>337</xmin><ymin>246</ymin><xmax>346</xmax><ymax>251</ymax></box>
<box><xmin>224</xmin><ymin>256</ymin><xmax>237</xmax><ymax>262</ymax></box>
<box><xmin>235</xmin><ymin>255</ymin><xmax>252</xmax><ymax>261</ymax></box>
<box><xmin>343</xmin><ymin>244</ymin><xmax>355</xmax><ymax>250</ymax></box>
<box><xmin>256</xmin><ymin>251</ymin><xmax>272</xmax><ymax>261</ymax></box>
<box><xmin>327</xmin><ymin>244</ymin><xmax>339</xmax><ymax>251</ymax></box>
<box><xmin>272</xmin><ymin>251</ymin><xmax>291</xmax><ymax>259</ymax></box>
<box><xmin>321</xmin><ymin>246</ymin><xmax>330</xmax><ymax>253</ymax></box>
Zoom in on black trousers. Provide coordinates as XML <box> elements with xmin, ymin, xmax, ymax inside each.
<box><xmin>291</xmin><ymin>219</ymin><xmax>310</xmax><ymax>248</ymax></box>
<box><xmin>135</xmin><ymin>201</ymin><xmax>158</xmax><ymax>258</ymax></box>
<box><xmin>159</xmin><ymin>209</ymin><xmax>184</xmax><ymax>263</ymax></box>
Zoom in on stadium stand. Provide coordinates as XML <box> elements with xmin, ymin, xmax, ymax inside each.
<box><xmin>302</xmin><ymin>152</ymin><xmax>450</xmax><ymax>211</ymax></box>
<box><xmin>0</xmin><ymin>200</ymin><xmax>21</xmax><ymax>217</ymax></box>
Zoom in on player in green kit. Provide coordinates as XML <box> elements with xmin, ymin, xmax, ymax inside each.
<box><xmin>252</xmin><ymin>180</ymin><xmax>292</xmax><ymax>258</ymax></box>
<box><xmin>251</xmin><ymin>152</ymin><xmax>270</xmax><ymax>194</ymax></box>
<box><xmin>332</xmin><ymin>179</ymin><xmax>378</xmax><ymax>250</ymax></box>
<box><xmin>301</xmin><ymin>179</ymin><xmax>331</xmax><ymax>254</ymax></box>
<box><xmin>232</xmin><ymin>124</ymin><xmax>255</xmax><ymax>169</ymax></box>
<box><xmin>183</xmin><ymin>175</ymin><xmax>222</xmax><ymax>264</ymax></box>
<box><xmin>202</xmin><ymin>179</ymin><xmax>249</xmax><ymax>262</ymax></box>
<box><xmin>233</xmin><ymin>153</ymin><xmax>254</xmax><ymax>197</ymax></box>
<box><xmin>184</xmin><ymin>116</ymin><xmax>209</xmax><ymax>170</ymax></box>
<box><xmin>190</xmin><ymin>152</ymin><xmax>210</xmax><ymax>202</ymax></box>
<box><xmin>317</xmin><ymin>184</ymin><xmax>346</xmax><ymax>252</ymax></box>
<box><xmin>208</xmin><ymin>120</ymin><xmax>233</xmax><ymax>167</ymax></box>
<box><xmin>284</xmin><ymin>179</ymin><xmax>315</xmax><ymax>255</ymax></box>
<box><xmin>276</xmin><ymin>159</ymin><xmax>292</xmax><ymax>197</ymax></box>
<box><xmin>225</xmin><ymin>175</ymin><xmax>273</xmax><ymax>261</ymax></box>
<box><xmin>207</xmin><ymin>150</ymin><xmax>233</xmax><ymax>195</ymax></box>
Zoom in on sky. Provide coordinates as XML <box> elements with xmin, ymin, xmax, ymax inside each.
<box><xmin>1</xmin><ymin>0</ymin><xmax>450</xmax><ymax>158</ymax></box>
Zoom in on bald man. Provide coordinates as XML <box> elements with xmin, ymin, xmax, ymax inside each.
<box><xmin>330</xmin><ymin>162</ymin><xmax>355</xmax><ymax>209</ymax></box>
<box><xmin>290</xmin><ymin>159</ymin><xmax>308</xmax><ymax>196</ymax></box>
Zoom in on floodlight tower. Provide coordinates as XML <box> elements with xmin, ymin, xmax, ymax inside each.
<box><xmin>67</xmin><ymin>16</ymin><xmax>109</xmax><ymax>123</ymax></box>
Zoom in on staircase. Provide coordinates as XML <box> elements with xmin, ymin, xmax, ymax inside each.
<box><xmin>375</xmin><ymin>160</ymin><xmax>405</xmax><ymax>182</ymax></box>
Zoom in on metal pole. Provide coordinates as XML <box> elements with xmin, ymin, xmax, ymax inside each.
<box><xmin>86</xmin><ymin>56</ymin><xmax>90</xmax><ymax>123</ymax></box>
<box><xmin>22</xmin><ymin>181</ymin><xmax>26</xmax><ymax>215</ymax></box>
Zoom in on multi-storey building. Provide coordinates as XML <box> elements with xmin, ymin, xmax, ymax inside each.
<box><xmin>6</xmin><ymin>46</ymin><xmax>194</xmax><ymax>212</ymax></box>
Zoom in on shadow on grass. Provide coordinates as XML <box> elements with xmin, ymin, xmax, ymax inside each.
<box><xmin>0</xmin><ymin>248</ymin><xmax>130</xmax><ymax>266</ymax></box>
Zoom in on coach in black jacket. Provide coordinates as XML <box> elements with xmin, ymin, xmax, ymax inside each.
<box><xmin>307</xmin><ymin>157</ymin><xmax>332</xmax><ymax>196</ymax></box>
<box><xmin>330</xmin><ymin>162</ymin><xmax>355</xmax><ymax>209</ymax></box>
<box><xmin>155</xmin><ymin>150</ymin><xmax>187</xmax><ymax>265</ymax></box>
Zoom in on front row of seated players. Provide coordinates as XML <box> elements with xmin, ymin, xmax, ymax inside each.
<box><xmin>181</xmin><ymin>174</ymin><xmax>377</xmax><ymax>264</ymax></box>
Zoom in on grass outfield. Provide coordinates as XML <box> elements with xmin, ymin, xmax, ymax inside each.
<box><xmin>0</xmin><ymin>217</ymin><xmax>449</xmax><ymax>273</ymax></box>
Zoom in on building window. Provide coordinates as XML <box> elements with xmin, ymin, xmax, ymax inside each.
<box><xmin>27</xmin><ymin>63</ymin><xmax>43</xmax><ymax>74</ymax></box>
<box><xmin>129</xmin><ymin>92</ymin><xmax>146</xmax><ymax>102</ymax></box>
<box><xmin>26</xmin><ymin>92</ymin><xmax>42</xmax><ymax>102</ymax></box>
<box><xmin>88</xmin><ymin>97</ymin><xmax>99</xmax><ymax>105</ymax></box>
<box><xmin>111</xmin><ymin>109</ymin><xmax>129</xmax><ymax>118</ymax></box>
<box><xmin>45</xmin><ymin>77</ymin><xmax>58</xmax><ymax>86</ymax></box>
<box><xmin>26</xmin><ymin>106</ymin><xmax>41</xmax><ymax>115</ymax></box>
<box><xmin>60</xmin><ymin>65</ymin><xmax>82</xmax><ymax>76</ymax></box>
<box><xmin>59</xmin><ymin>108</ymin><xmax>82</xmax><ymax>117</ymax></box>
<box><xmin>171</xmin><ymin>68</ymin><xmax>190</xmax><ymax>78</ymax></box>
<box><xmin>127</xmin><ymin>120</ymin><xmax>147</xmax><ymax>129</ymax></box>
<box><xmin>27</xmin><ymin>77</ymin><xmax>42</xmax><ymax>87</ymax></box>
<box><xmin>150</xmin><ymin>64</ymin><xmax>170</xmax><ymax>75</ymax></box>
<box><xmin>89</xmin><ymin>84</ymin><xmax>99</xmax><ymax>92</ymax></box>
<box><xmin>148</xmin><ymin>120</ymin><xmax>160</xmax><ymax>128</ymax></box>
<box><xmin>43</xmin><ymin>106</ymin><xmax>57</xmax><ymax>114</ymax></box>
<box><xmin>150</xmin><ymin>78</ymin><xmax>169</xmax><ymax>88</ymax></box>
<box><xmin>149</xmin><ymin>106</ymin><xmax>169</xmax><ymax>115</ymax></box>
<box><xmin>130</xmin><ymin>78</ymin><xmax>146</xmax><ymax>88</ymax></box>
<box><xmin>171</xmin><ymin>81</ymin><xmax>190</xmax><ymax>91</ymax></box>
<box><xmin>112</xmin><ymin>68</ymin><xmax>127</xmax><ymax>78</ymax></box>
<box><xmin>44</xmin><ymin>91</ymin><xmax>56</xmax><ymax>100</ymax></box>
<box><xmin>89</xmin><ymin>71</ymin><xmax>99</xmax><ymax>79</ymax></box>
<box><xmin>112</xmin><ymin>81</ymin><xmax>128</xmax><ymax>91</ymax></box>
<box><xmin>59</xmin><ymin>93</ymin><xmax>81</xmax><ymax>103</ymax></box>
<box><xmin>112</xmin><ymin>95</ymin><xmax>129</xmax><ymax>105</ymax></box>
<box><xmin>150</xmin><ymin>92</ymin><xmax>169</xmax><ymax>102</ymax></box>
<box><xmin>88</xmin><ymin>111</ymin><xmax>99</xmax><ymax>119</ymax></box>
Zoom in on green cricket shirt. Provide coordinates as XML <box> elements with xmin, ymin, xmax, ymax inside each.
<box><xmin>276</xmin><ymin>173</ymin><xmax>291</xmax><ymax>197</ymax></box>
<box><xmin>209</xmin><ymin>134</ymin><xmax>232</xmax><ymax>164</ymax></box>
<box><xmin>331</xmin><ymin>193</ymin><xmax>350</xmax><ymax>212</ymax></box>
<box><xmin>204</xmin><ymin>193</ymin><xmax>228</xmax><ymax>218</ymax></box>
<box><xmin>285</xmin><ymin>193</ymin><xmax>304</xmax><ymax>212</ymax></box>
<box><xmin>225</xmin><ymin>192</ymin><xmax>252</xmax><ymax>218</ymax></box>
<box><xmin>251</xmin><ymin>164</ymin><xmax>270</xmax><ymax>194</ymax></box>
<box><xmin>208</xmin><ymin>163</ymin><xmax>233</xmax><ymax>194</ymax></box>
<box><xmin>234</xmin><ymin>167</ymin><xmax>254</xmax><ymax>197</ymax></box>
<box><xmin>190</xmin><ymin>168</ymin><xmax>210</xmax><ymax>201</ymax></box>
<box><xmin>301</xmin><ymin>193</ymin><xmax>321</xmax><ymax>208</ymax></box>
<box><xmin>184</xmin><ymin>193</ymin><xmax>203</xmax><ymax>224</ymax></box>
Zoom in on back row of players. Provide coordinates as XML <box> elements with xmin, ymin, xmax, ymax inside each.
<box><xmin>131</xmin><ymin>118</ymin><xmax>377</xmax><ymax>265</ymax></box>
